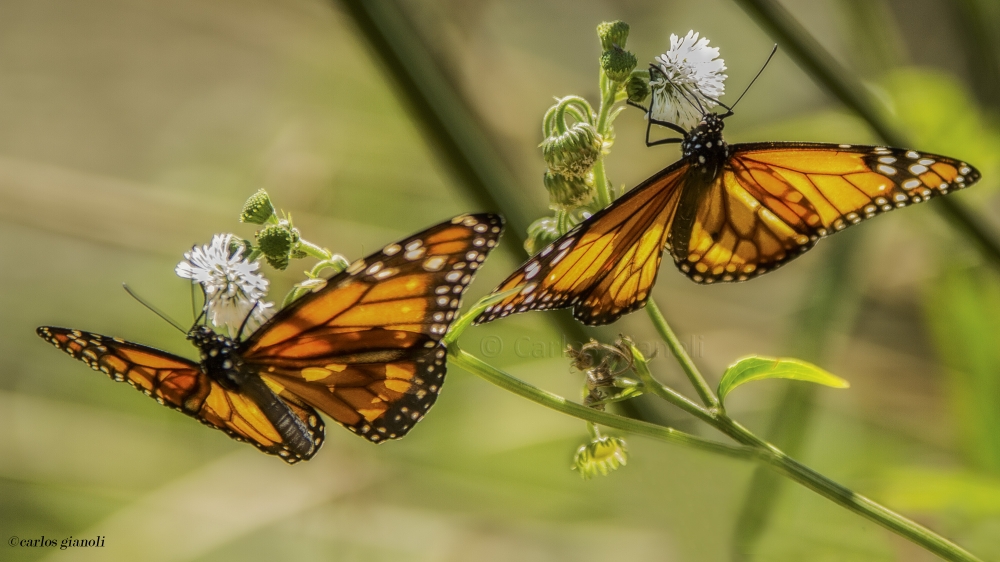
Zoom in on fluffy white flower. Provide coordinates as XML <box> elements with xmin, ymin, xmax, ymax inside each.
<box><xmin>176</xmin><ymin>233</ymin><xmax>275</xmax><ymax>338</ymax></box>
<box><xmin>649</xmin><ymin>31</ymin><xmax>728</xmax><ymax>129</ymax></box>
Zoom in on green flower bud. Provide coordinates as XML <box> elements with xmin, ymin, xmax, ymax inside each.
<box><xmin>240</xmin><ymin>189</ymin><xmax>276</xmax><ymax>225</ymax></box>
<box><xmin>573</xmin><ymin>435</ymin><xmax>628</xmax><ymax>479</ymax></box>
<box><xmin>544</xmin><ymin>171</ymin><xmax>593</xmax><ymax>211</ymax></box>
<box><xmin>524</xmin><ymin>216</ymin><xmax>561</xmax><ymax>256</ymax></box>
<box><xmin>256</xmin><ymin>224</ymin><xmax>295</xmax><ymax>270</ymax></box>
<box><xmin>626</xmin><ymin>69</ymin><xmax>651</xmax><ymax>103</ymax></box>
<box><xmin>228</xmin><ymin>237</ymin><xmax>254</xmax><ymax>258</ymax></box>
<box><xmin>601</xmin><ymin>46</ymin><xmax>637</xmax><ymax>83</ymax></box>
<box><xmin>540</xmin><ymin>122</ymin><xmax>602</xmax><ymax>178</ymax></box>
<box><xmin>596</xmin><ymin>20</ymin><xmax>629</xmax><ymax>51</ymax></box>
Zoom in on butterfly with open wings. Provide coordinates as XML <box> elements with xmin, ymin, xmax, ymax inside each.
<box><xmin>476</xmin><ymin>66</ymin><xmax>979</xmax><ymax>327</ymax></box>
<box><xmin>39</xmin><ymin>214</ymin><xmax>504</xmax><ymax>463</ymax></box>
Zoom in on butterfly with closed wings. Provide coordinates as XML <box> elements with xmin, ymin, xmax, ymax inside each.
<box><xmin>476</xmin><ymin>63</ymin><xmax>979</xmax><ymax>327</ymax></box>
<box><xmin>39</xmin><ymin>214</ymin><xmax>504</xmax><ymax>463</ymax></box>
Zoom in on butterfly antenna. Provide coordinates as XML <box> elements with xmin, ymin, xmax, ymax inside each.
<box><xmin>235</xmin><ymin>301</ymin><xmax>260</xmax><ymax>342</ymax></box>
<box><xmin>720</xmin><ymin>44</ymin><xmax>777</xmax><ymax>116</ymax></box>
<box><xmin>189</xmin><ymin>281</ymin><xmax>199</xmax><ymax>323</ymax></box>
<box><xmin>637</xmin><ymin>65</ymin><xmax>699</xmax><ymax>144</ymax></box>
<box><xmin>650</xmin><ymin>64</ymin><xmax>703</xmax><ymax>115</ymax></box>
<box><xmin>191</xmin><ymin>283</ymin><xmax>209</xmax><ymax>327</ymax></box>
<box><xmin>123</xmin><ymin>284</ymin><xmax>187</xmax><ymax>334</ymax></box>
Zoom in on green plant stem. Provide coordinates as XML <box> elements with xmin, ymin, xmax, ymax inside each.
<box><xmin>637</xmin><ymin>306</ymin><xmax>982</xmax><ymax>561</ymax></box>
<box><xmin>592</xmin><ymin>160</ymin><xmax>611</xmax><ymax>208</ymax></box>
<box><xmin>631</xmin><ymin>352</ymin><xmax>717</xmax><ymax>425</ymax></box>
<box><xmin>745</xmin><ymin>429</ymin><xmax>983</xmax><ymax>562</ymax></box>
<box><xmin>448</xmin><ymin>344</ymin><xmax>759</xmax><ymax>461</ymax></box>
<box><xmin>297</xmin><ymin>239</ymin><xmax>331</xmax><ymax>261</ymax></box>
<box><xmin>645</xmin><ymin>298</ymin><xmax>720</xmax><ymax>408</ymax></box>
<box><xmin>455</xmin><ymin>339</ymin><xmax>980</xmax><ymax>561</ymax></box>
<box><xmin>592</xmin><ymin>73</ymin><xmax>620</xmax><ymax>207</ymax></box>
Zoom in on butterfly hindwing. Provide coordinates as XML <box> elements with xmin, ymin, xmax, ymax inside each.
<box><xmin>475</xmin><ymin>164</ymin><xmax>687</xmax><ymax>326</ymax></box>
<box><xmin>674</xmin><ymin>143</ymin><xmax>980</xmax><ymax>283</ymax></box>
<box><xmin>36</xmin><ymin>326</ymin><xmax>324</xmax><ymax>463</ymax></box>
<box><xmin>242</xmin><ymin>213</ymin><xmax>504</xmax><ymax>441</ymax></box>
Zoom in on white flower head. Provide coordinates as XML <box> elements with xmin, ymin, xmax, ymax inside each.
<box><xmin>176</xmin><ymin>233</ymin><xmax>275</xmax><ymax>338</ymax></box>
<box><xmin>649</xmin><ymin>31</ymin><xmax>727</xmax><ymax>130</ymax></box>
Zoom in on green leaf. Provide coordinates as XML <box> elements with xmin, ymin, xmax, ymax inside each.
<box><xmin>717</xmin><ymin>356</ymin><xmax>849</xmax><ymax>406</ymax></box>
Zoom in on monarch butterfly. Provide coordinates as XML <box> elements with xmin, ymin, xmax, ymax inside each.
<box><xmin>475</xmin><ymin>110</ymin><xmax>980</xmax><ymax>326</ymax></box>
<box><xmin>38</xmin><ymin>214</ymin><xmax>504</xmax><ymax>463</ymax></box>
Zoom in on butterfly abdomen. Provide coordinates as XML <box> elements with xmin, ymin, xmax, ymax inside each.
<box><xmin>238</xmin><ymin>375</ymin><xmax>320</xmax><ymax>460</ymax></box>
<box><xmin>185</xmin><ymin>325</ymin><xmax>321</xmax><ymax>461</ymax></box>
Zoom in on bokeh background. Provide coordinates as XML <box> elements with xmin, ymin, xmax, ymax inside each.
<box><xmin>2</xmin><ymin>0</ymin><xmax>1000</xmax><ymax>560</ymax></box>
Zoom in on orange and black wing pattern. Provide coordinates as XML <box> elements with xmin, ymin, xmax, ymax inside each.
<box><xmin>36</xmin><ymin>326</ymin><xmax>324</xmax><ymax>463</ymax></box>
<box><xmin>476</xmin><ymin>141</ymin><xmax>979</xmax><ymax>326</ymax></box>
<box><xmin>474</xmin><ymin>162</ymin><xmax>689</xmax><ymax>326</ymax></box>
<box><xmin>673</xmin><ymin>143</ymin><xmax>980</xmax><ymax>283</ymax></box>
<box><xmin>242</xmin><ymin>213</ymin><xmax>504</xmax><ymax>442</ymax></box>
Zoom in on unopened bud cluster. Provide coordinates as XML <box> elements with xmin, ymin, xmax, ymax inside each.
<box><xmin>598</xmin><ymin>21</ymin><xmax>637</xmax><ymax>83</ymax></box>
<box><xmin>238</xmin><ymin>189</ymin><xmax>306</xmax><ymax>270</ymax></box>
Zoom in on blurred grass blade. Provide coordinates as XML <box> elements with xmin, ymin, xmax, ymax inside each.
<box><xmin>881</xmin><ymin>466</ymin><xmax>1000</xmax><ymax>517</ymax></box>
<box><xmin>718</xmin><ymin>356</ymin><xmax>849</xmax><ymax>406</ymax></box>
<box><xmin>334</xmin><ymin>0</ymin><xmax>665</xmax><ymax>425</ymax></box>
<box><xmin>925</xmin><ymin>264</ymin><xmax>1000</xmax><ymax>473</ymax></box>
<box><xmin>731</xmin><ymin>230</ymin><xmax>861</xmax><ymax>560</ymax></box>
<box><xmin>952</xmin><ymin>0</ymin><xmax>1000</xmax><ymax>114</ymax></box>
<box><xmin>334</xmin><ymin>0</ymin><xmax>533</xmax><ymax>240</ymax></box>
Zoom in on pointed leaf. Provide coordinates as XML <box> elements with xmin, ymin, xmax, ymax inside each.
<box><xmin>718</xmin><ymin>356</ymin><xmax>849</xmax><ymax>406</ymax></box>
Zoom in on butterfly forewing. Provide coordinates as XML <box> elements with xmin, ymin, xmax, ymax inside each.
<box><xmin>675</xmin><ymin>143</ymin><xmax>980</xmax><ymax>283</ymax></box>
<box><xmin>36</xmin><ymin>327</ymin><xmax>324</xmax><ymax>463</ymax></box>
<box><xmin>475</xmin><ymin>164</ymin><xmax>687</xmax><ymax>326</ymax></box>
<box><xmin>242</xmin><ymin>213</ymin><xmax>504</xmax><ymax>441</ymax></box>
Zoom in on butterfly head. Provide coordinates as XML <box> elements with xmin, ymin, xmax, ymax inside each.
<box><xmin>682</xmin><ymin>113</ymin><xmax>729</xmax><ymax>176</ymax></box>
<box><xmin>187</xmin><ymin>325</ymin><xmax>246</xmax><ymax>390</ymax></box>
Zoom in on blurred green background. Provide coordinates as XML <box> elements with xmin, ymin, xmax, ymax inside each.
<box><xmin>2</xmin><ymin>0</ymin><xmax>1000</xmax><ymax>560</ymax></box>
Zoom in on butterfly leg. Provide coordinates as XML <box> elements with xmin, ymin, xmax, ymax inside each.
<box><xmin>644</xmin><ymin>115</ymin><xmax>684</xmax><ymax>148</ymax></box>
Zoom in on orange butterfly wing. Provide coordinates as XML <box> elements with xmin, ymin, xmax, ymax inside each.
<box><xmin>241</xmin><ymin>213</ymin><xmax>504</xmax><ymax>442</ymax></box>
<box><xmin>36</xmin><ymin>327</ymin><xmax>324</xmax><ymax>463</ymax></box>
<box><xmin>477</xmin><ymin>142</ymin><xmax>979</xmax><ymax>326</ymax></box>
<box><xmin>674</xmin><ymin>143</ymin><xmax>980</xmax><ymax>283</ymax></box>
<box><xmin>474</xmin><ymin>162</ymin><xmax>688</xmax><ymax>326</ymax></box>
